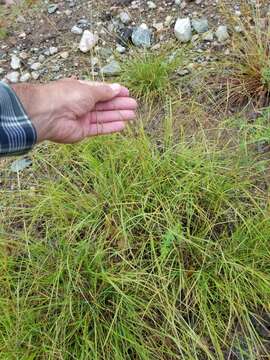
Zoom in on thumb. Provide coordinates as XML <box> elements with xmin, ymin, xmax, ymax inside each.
<box><xmin>79</xmin><ymin>81</ymin><xmax>122</xmax><ymax>103</ymax></box>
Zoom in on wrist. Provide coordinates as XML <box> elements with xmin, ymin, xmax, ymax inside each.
<box><xmin>11</xmin><ymin>83</ymin><xmax>53</xmax><ymax>143</ymax></box>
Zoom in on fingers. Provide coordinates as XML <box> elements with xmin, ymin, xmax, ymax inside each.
<box><xmin>118</xmin><ymin>86</ymin><xmax>129</xmax><ymax>97</ymax></box>
<box><xmin>79</xmin><ymin>81</ymin><xmax>126</xmax><ymax>104</ymax></box>
<box><xmin>94</xmin><ymin>97</ymin><xmax>138</xmax><ymax>111</ymax></box>
<box><xmin>88</xmin><ymin>121</ymin><xmax>126</xmax><ymax>136</ymax></box>
<box><xmin>79</xmin><ymin>80</ymin><xmax>129</xmax><ymax>98</ymax></box>
<box><xmin>89</xmin><ymin>110</ymin><xmax>136</xmax><ymax>123</ymax></box>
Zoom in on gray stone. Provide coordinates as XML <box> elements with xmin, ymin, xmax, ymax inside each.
<box><xmin>10</xmin><ymin>158</ymin><xmax>32</xmax><ymax>172</ymax></box>
<box><xmin>101</xmin><ymin>60</ymin><xmax>121</xmax><ymax>76</ymax></box>
<box><xmin>116</xmin><ymin>27</ymin><xmax>133</xmax><ymax>47</ymax></box>
<box><xmin>10</xmin><ymin>55</ymin><xmax>21</xmax><ymax>70</ymax></box>
<box><xmin>71</xmin><ymin>25</ymin><xmax>83</xmax><ymax>35</ymax></box>
<box><xmin>77</xmin><ymin>19</ymin><xmax>90</xmax><ymax>29</ymax></box>
<box><xmin>177</xmin><ymin>68</ymin><xmax>190</xmax><ymax>76</ymax></box>
<box><xmin>132</xmin><ymin>26</ymin><xmax>151</xmax><ymax>48</ymax></box>
<box><xmin>174</xmin><ymin>17</ymin><xmax>192</xmax><ymax>42</ymax></box>
<box><xmin>79</xmin><ymin>30</ymin><xmax>99</xmax><ymax>52</ymax></box>
<box><xmin>202</xmin><ymin>30</ymin><xmax>214</xmax><ymax>41</ymax></box>
<box><xmin>192</xmin><ymin>18</ymin><xmax>209</xmax><ymax>33</ymax></box>
<box><xmin>99</xmin><ymin>48</ymin><xmax>113</xmax><ymax>57</ymax></box>
<box><xmin>216</xmin><ymin>25</ymin><xmax>229</xmax><ymax>42</ymax></box>
<box><xmin>6</xmin><ymin>71</ymin><xmax>19</xmax><ymax>83</ymax></box>
<box><xmin>47</xmin><ymin>4</ymin><xmax>58</xmax><ymax>14</ymax></box>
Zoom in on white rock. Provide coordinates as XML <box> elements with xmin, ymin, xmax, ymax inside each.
<box><xmin>140</xmin><ymin>23</ymin><xmax>149</xmax><ymax>30</ymax></box>
<box><xmin>79</xmin><ymin>30</ymin><xmax>99</xmax><ymax>53</ymax></box>
<box><xmin>38</xmin><ymin>54</ymin><xmax>45</xmax><ymax>63</ymax></box>
<box><xmin>91</xmin><ymin>57</ymin><xmax>99</xmax><ymax>67</ymax></box>
<box><xmin>151</xmin><ymin>43</ymin><xmax>161</xmax><ymax>50</ymax></box>
<box><xmin>71</xmin><ymin>25</ymin><xmax>83</xmax><ymax>35</ymax></box>
<box><xmin>116</xmin><ymin>44</ymin><xmax>126</xmax><ymax>54</ymax></box>
<box><xmin>17</xmin><ymin>15</ymin><xmax>26</xmax><ymax>23</ymax></box>
<box><xmin>18</xmin><ymin>32</ymin><xmax>26</xmax><ymax>39</ymax></box>
<box><xmin>6</xmin><ymin>71</ymin><xmax>19</xmax><ymax>83</ymax></box>
<box><xmin>174</xmin><ymin>17</ymin><xmax>192</xmax><ymax>42</ymax></box>
<box><xmin>20</xmin><ymin>72</ymin><xmax>31</xmax><ymax>82</ymax></box>
<box><xmin>153</xmin><ymin>22</ymin><xmax>163</xmax><ymax>32</ymax></box>
<box><xmin>216</xmin><ymin>25</ymin><xmax>229</xmax><ymax>42</ymax></box>
<box><xmin>31</xmin><ymin>71</ymin><xmax>40</xmax><ymax>80</ymax></box>
<box><xmin>147</xmin><ymin>1</ymin><xmax>156</xmax><ymax>9</ymax></box>
<box><xmin>19</xmin><ymin>51</ymin><xmax>29</xmax><ymax>60</ymax></box>
<box><xmin>234</xmin><ymin>25</ymin><xmax>243</xmax><ymax>33</ymax></box>
<box><xmin>119</xmin><ymin>11</ymin><xmax>131</xmax><ymax>24</ymax></box>
<box><xmin>165</xmin><ymin>15</ymin><xmax>173</xmax><ymax>27</ymax></box>
<box><xmin>30</xmin><ymin>62</ymin><xmax>42</xmax><ymax>71</ymax></box>
<box><xmin>175</xmin><ymin>0</ymin><xmax>182</xmax><ymax>5</ymax></box>
<box><xmin>49</xmin><ymin>46</ymin><xmax>58</xmax><ymax>55</ymax></box>
<box><xmin>60</xmin><ymin>51</ymin><xmax>69</xmax><ymax>59</ymax></box>
<box><xmin>10</xmin><ymin>55</ymin><xmax>21</xmax><ymax>70</ymax></box>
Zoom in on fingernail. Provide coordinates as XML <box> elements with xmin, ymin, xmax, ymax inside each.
<box><xmin>110</xmin><ymin>83</ymin><xmax>121</xmax><ymax>94</ymax></box>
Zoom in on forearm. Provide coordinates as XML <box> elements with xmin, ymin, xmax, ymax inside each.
<box><xmin>0</xmin><ymin>82</ymin><xmax>37</xmax><ymax>156</ymax></box>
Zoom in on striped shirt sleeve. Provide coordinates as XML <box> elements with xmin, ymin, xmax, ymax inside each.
<box><xmin>0</xmin><ymin>81</ymin><xmax>37</xmax><ymax>156</ymax></box>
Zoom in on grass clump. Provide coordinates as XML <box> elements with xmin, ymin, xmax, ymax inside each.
<box><xmin>120</xmin><ymin>48</ymin><xmax>183</xmax><ymax>101</ymax></box>
<box><xmin>1</xmin><ymin>123</ymin><xmax>270</xmax><ymax>359</ymax></box>
<box><xmin>217</xmin><ymin>2</ymin><xmax>270</xmax><ymax>108</ymax></box>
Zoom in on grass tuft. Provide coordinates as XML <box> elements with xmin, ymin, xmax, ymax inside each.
<box><xmin>120</xmin><ymin>48</ymin><xmax>183</xmax><ymax>101</ymax></box>
<box><xmin>214</xmin><ymin>1</ymin><xmax>270</xmax><ymax>109</ymax></box>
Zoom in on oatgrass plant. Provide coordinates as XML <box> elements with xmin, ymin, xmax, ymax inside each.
<box><xmin>217</xmin><ymin>1</ymin><xmax>270</xmax><ymax>108</ymax></box>
<box><xmin>1</xmin><ymin>115</ymin><xmax>270</xmax><ymax>359</ymax></box>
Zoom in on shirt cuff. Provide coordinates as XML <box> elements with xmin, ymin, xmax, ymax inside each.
<box><xmin>0</xmin><ymin>81</ymin><xmax>37</xmax><ymax>156</ymax></box>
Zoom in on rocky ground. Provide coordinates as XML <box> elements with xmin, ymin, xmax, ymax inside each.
<box><xmin>0</xmin><ymin>0</ymin><xmax>269</xmax><ymax>84</ymax></box>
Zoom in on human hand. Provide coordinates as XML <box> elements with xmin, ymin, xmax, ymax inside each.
<box><xmin>12</xmin><ymin>79</ymin><xmax>137</xmax><ymax>144</ymax></box>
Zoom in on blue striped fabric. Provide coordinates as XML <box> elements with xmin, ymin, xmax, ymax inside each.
<box><xmin>0</xmin><ymin>82</ymin><xmax>36</xmax><ymax>156</ymax></box>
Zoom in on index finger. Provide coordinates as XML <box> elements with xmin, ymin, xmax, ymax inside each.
<box><xmin>79</xmin><ymin>80</ymin><xmax>129</xmax><ymax>97</ymax></box>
